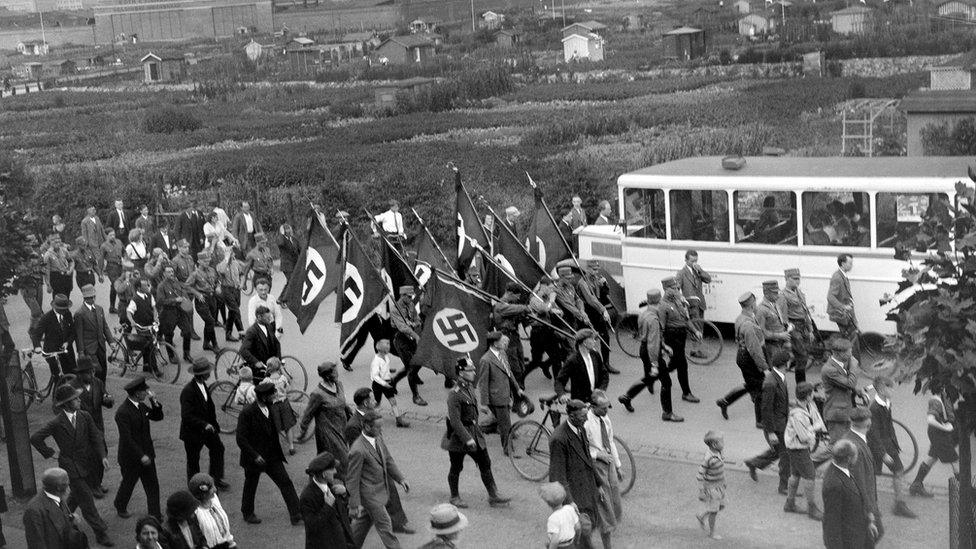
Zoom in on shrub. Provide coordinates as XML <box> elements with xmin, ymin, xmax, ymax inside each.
<box><xmin>143</xmin><ymin>106</ymin><xmax>202</xmax><ymax>134</ymax></box>
<box><xmin>921</xmin><ymin>118</ymin><xmax>976</xmax><ymax>156</ymax></box>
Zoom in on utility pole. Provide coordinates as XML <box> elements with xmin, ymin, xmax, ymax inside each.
<box><xmin>470</xmin><ymin>0</ymin><xmax>475</xmax><ymax>33</ymax></box>
<box><xmin>39</xmin><ymin>10</ymin><xmax>46</xmax><ymax>45</ymax></box>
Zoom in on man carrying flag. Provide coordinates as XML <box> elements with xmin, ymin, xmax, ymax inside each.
<box><xmin>391</xmin><ymin>285</ymin><xmax>428</xmax><ymax>407</ymax></box>
<box><xmin>412</xmin><ymin>208</ymin><xmax>454</xmax><ymax>289</ymax></box>
<box><xmin>454</xmin><ymin>168</ymin><xmax>490</xmax><ymax>280</ymax></box>
<box><xmin>283</xmin><ymin>213</ymin><xmax>342</xmax><ymax>334</ymax></box>
<box><xmin>526</xmin><ymin>175</ymin><xmax>572</xmax><ymax>274</ymax></box>
<box><xmin>336</xmin><ymin>228</ymin><xmax>392</xmax><ymax>373</ymax></box>
<box><xmin>484</xmin><ymin>207</ymin><xmax>547</xmax><ymax>298</ymax></box>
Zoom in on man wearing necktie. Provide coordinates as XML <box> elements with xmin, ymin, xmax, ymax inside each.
<box><xmin>31</xmin><ymin>293</ymin><xmax>77</xmax><ymax>376</ymax></box>
<box><xmin>556</xmin><ymin>329</ymin><xmax>610</xmax><ymax>403</ymax></box>
<box><xmin>477</xmin><ymin>332</ymin><xmax>526</xmax><ymax>455</ymax></box>
<box><xmin>755</xmin><ymin>280</ymin><xmax>792</xmax><ymax>365</ymax></box>
<box><xmin>30</xmin><ymin>385</ymin><xmax>115</xmax><ymax>546</ymax></box>
<box><xmin>549</xmin><ymin>399</ymin><xmax>602</xmax><ymax>549</ymax></box>
<box><xmin>347</xmin><ymin>410</ymin><xmax>410</xmax><ymax>549</ymax></box>
<box><xmin>583</xmin><ymin>390</ymin><xmax>622</xmax><ymax>549</ymax></box>
<box><xmin>23</xmin><ymin>468</ymin><xmax>90</xmax><ymax>549</ymax></box>
<box><xmin>107</xmin><ymin>200</ymin><xmax>128</xmax><ymax>235</ymax></box>
<box><xmin>75</xmin><ymin>284</ymin><xmax>113</xmax><ymax>383</ymax></box>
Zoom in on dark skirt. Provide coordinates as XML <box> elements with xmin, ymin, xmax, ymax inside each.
<box><xmin>928</xmin><ymin>426</ymin><xmax>958</xmax><ymax>463</ymax></box>
<box><xmin>272</xmin><ymin>400</ymin><xmax>297</xmax><ymax>431</ymax></box>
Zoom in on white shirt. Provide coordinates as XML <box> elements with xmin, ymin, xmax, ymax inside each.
<box><xmin>374</xmin><ymin>210</ymin><xmax>404</xmax><ymax>236</ymax></box>
<box><xmin>833</xmin><ymin>463</ymin><xmax>852</xmax><ymax>478</ymax></box>
<box><xmin>363</xmin><ymin>433</ymin><xmax>378</xmax><ymax>452</ymax></box>
<box><xmin>771</xmin><ymin>367</ymin><xmax>785</xmax><ymax>383</ymax></box>
<box><xmin>243</xmin><ymin>213</ymin><xmax>254</xmax><ymax>233</ymax></box>
<box><xmin>65</xmin><ymin>411</ymin><xmax>77</xmax><ymax>426</ymax></box>
<box><xmin>547</xmin><ymin>504</ymin><xmax>579</xmax><ymax>544</ymax></box>
<box><xmin>850</xmin><ymin>428</ymin><xmax>868</xmax><ymax>445</ymax></box>
<box><xmin>159</xmin><ymin>231</ymin><xmax>171</xmax><ymax>249</ymax></box>
<box><xmin>126</xmin><ymin>292</ymin><xmax>155</xmax><ymax>317</ymax></box>
<box><xmin>313</xmin><ymin>478</ymin><xmax>335</xmax><ymax>506</ymax></box>
<box><xmin>583</xmin><ymin>409</ymin><xmax>620</xmax><ymax>467</ymax></box>
<box><xmin>247</xmin><ymin>294</ymin><xmax>283</xmax><ymax>329</ymax></box>
<box><xmin>371</xmin><ymin>354</ymin><xmax>392</xmax><ymax>386</ymax></box>
<box><xmin>581</xmin><ymin>350</ymin><xmax>595</xmax><ymax>391</ymax></box>
<box><xmin>44</xmin><ymin>491</ymin><xmax>62</xmax><ymax>506</ymax></box>
<box><xmin>126</xmin><ymin>240</ymin><xmax>147</xmax><ymax>261</ymax></box>
<box><xmin>213</xmin><ymin>207</ymin><xmax>230</xmax><ymax>232</ymax></box>
<box><xmin>874</xmin><ymin>394</ymin><xmax>890</xmax><ymax>409</ymax></box>
<box><xmin>196</xmin><ymin>381</ymin><xmax>209</xmax><ymax>401</ymax></box>
<box><xmin>258</xmin><ymin>404</ymin><xmax>270</xmax><ymax>418</ymax></box>
<box><xmin>115</xmin><ymin>209</ymin><xmax>125</xmax><ymax>228</ymax></box>
<box><xmin>195</xmin><ymin>495</ymin><xmax>234</xmax><ymax>546</ymax></box>
<box><xmin>258</xmin><ymin>324</ymin><xmax>269</xmax><ymax>339</ymax></box>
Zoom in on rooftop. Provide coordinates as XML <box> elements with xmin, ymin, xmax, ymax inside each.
<box><xmin>831</xmin><ymin>5</ymin><xmax>874</xmax><ymax>15</ymax></box>
<box><xmin>664</xmin><ymin>26</ymin><xmax>703</xmax><ymax>35</ymax></box>
<box><xmin>900</xmin><ymin>90</ymin><xmax>976</xmax><ymax>113</ymax></box>
<box><xmin>383</xmin><ymin>35</ymin><xmax>435</xmax><ymax>48</ymax></box>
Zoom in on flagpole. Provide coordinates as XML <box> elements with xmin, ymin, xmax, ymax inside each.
<box><xmin>479</xmin><ymin>199</ymin><xmax>551</xmax><ymax>278</ymax></box>
<box><xmin>363</xmin><ymin>207</ymin><xmax>419</xmax><ymax>285</ymax></box>
<box><xmin>335</xmin><ymin>212</ymin><xmax>392</xmax><ymax>314</ymax></box>
<box><xmin>452</xmin><ymin>164</ymin><xmax>491</xmax><ymax>271</ymax></box>
<box><xmin>525</xmin><ymin>172</ymin><xmax>586</xmax><ymax>273</ymax></box>
<box><xmin>410</xmin><ymin>207</ymin><xmax>456</xmax><ymax>277</ymax></box>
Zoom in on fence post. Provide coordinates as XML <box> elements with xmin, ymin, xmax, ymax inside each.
<box><xmin>0</xmin><ymin>328</ymin><xmax>36</xmax><ymax>500</ymax></box>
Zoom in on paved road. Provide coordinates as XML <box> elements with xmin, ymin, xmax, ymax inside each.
<box><xmin>0</xmin><ymin>274</ymin><xmax>951</xmax><ymax>547</ymax></box>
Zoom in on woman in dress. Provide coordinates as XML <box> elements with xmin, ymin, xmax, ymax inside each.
<box><xmin>189</xmin><ymin>473</ymin><xmax>236</xmax><ymax>549</ymax></box>
<box><xmin>298</xmin><ymin>362</ymin><xmax>351</xmax><ymax>472</ymax></box>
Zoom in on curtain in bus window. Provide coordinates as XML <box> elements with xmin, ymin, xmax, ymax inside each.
<box><xmin>876</xmin><ymin>193</ymin><xmax>950</xmax><ymax>249</ymax></box>
<box><xmin>733</xmin><ymin>191</ymin><xmax>797</xmax><ymax>245</ymax></box>
<box><xmin>670</xmin><ymin>190</ymin><xmax>729</xmax><ymax>242</ymax></box>
<box><xmin>623</xmin><ymin>188</ymin><xmax>665</xmax><ymax>238</ymax></box>
<box><xmin>801</xmin><ymin>191</ymin><xmax>869</xmax><ymax>247</ymax></box>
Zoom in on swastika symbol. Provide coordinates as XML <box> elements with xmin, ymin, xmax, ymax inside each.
<box><xmin>432</xmin><ymin>308</ymin><xmax>479</xmax><ymax>352</ymax></box>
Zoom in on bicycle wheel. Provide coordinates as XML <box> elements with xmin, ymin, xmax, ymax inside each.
<box><xmin>508</xmin><ymin>419</ymin><xmax>552</xmax><ymax>482</ymax></box>
<box><xmin>614</xmin><ymin>435</ymin><xmax>637</xmax><ymax>496</ymax></box>
<box><xmin>288</xmin><ymin>390</ymin><xmax>313</xmax><ymax>443</ymax></box>
<box><xmin>210</xmin><ymin>380</ymin><xmax>242</xmax><ymax>434</ymax></box>
<box><xmin>107</xmin><ymin>336</ymin><xmax>130</xmax><ymax>376</ymax></box>
<box><xmin>153</xmin><ymin>341</ymin><xmax>184</xmax><ymax>384</ymax></box>
<box><xmin>20</xmin><ymin>365</ymin><xmax>38</xmax><ymax>412</ymax></box>
<box><xmin>892</xmin><ymin>418</ymin><xmax>920</xmax><ymax>476</ymax></box>
<box><xmin>281</xmin><ymin>355</ymin><xmax>308</xmax><ymax>392</ymax></box>
<box><xmin>687</xmin><ymin>319</ymin><xmax>723</xmax><ymax>365</ymax></box>
<box><xmin>215</xmin><ymin>347</ymin><xmax>245</xmax><ymax>382</ymax></box>
<box><xmin>614</xmin><ymin>314</ymin><xmax>641</xmax><ymax>359</ymax></box>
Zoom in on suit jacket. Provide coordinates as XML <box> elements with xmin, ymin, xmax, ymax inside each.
<box><xmin>278</xmin><ymin>234</ymin><xmax>301</xmax><ymax>276</ymax></box>
<box><xmin>105</xmin><ymin>208</ymin><xmax>131</xmax><ymax>233</ymax></box>
<box><xmin>73</xmin><ymin>304</ymin><xmax>112</xmax><ymax>356</ymax></box>
<box><xmin>174</xmin><ymin>210</ymin><xmax>205</xmax><ymax>251</ymax></box>
<box><xmin>346</xmin><ymin>434</ymin><xmax>404</xmax><ymax>510</ymax></box>
<box><xmin>821</xmin><ymin>356</ymin><xmax>858</xmax><ymax>423</ymax></box>
<box><xmin>677</xmin><ymin>264</ymin><xmax>712</xmax><ymax>311</ymax></box>
<box><xmin>477</xmin><ymin>349</ymin><xmax>519</xmax><ymax>407</ymax></box>
<box><xmin>867</xmin><ymin>400</ymin><xmax>900</xmax><ymax>471</ymax></box>
<box><xmin>30</xmin><ymin>410</ymin><xmax>105</xmax><ymax>479</ymax></box>
<box><xmin>150</xmin><ymin>230</ymin><xmax>177</xmax><ymax>258</ymax></box>
<box><xmin>299</xmin><ymin>482</ymin><xmax>355</xmax><ymax>549</ymax></box>
<box><xmin>71</xmin><ymin>376</ymin><xmax>112</xmax><ymax>431</ymax></box>
<box><xmin>841</xmin><ymin>430</ymin><xmax>879</xmax><ymax>517</ymax></box>
<box><xmin>134</xmin><ymin>215</ymin><xmax>155</xmax><ymax>236</ymax></box>
<box><xmin>32</xmin><ymin>309</ymin><xmax>75</xmax><ymax>353</ymax></box>
<box><xmin>23</xmin><ymin>492</ymin><xmax>81</xmax><ymax>549</ymax></box>
<box><xmin>80</xmin><ymin>216</ymin><xmax>104</xmax><ymax>250</ymax></box>
<box><xmin>230</xmin><ymin>212</ymin><xmax>262</xmax><ymax>247</ymax></box>
<box><xmin>236</xmin><ymin>402</ymin><xmax>286</xmax><ymax>468</ymax></box>
<box><xmin>344</xmin><ymin>410</ymin><xmax>365</xmax><ymax>446</ymax></box>
<box><xmin>548</xmin><ymin>421</ymin><xmax>600</xmax><ymax>513</ymax></box>
<box><xmin>239</xmin><ymin>323</ymin><xmax>281</xmax><ymax>367</ymax></box>
<box><xmin>115</xmin><ymin>398</ymin><xmax>164</xmax><ymax>468</ymax></box>
<box><xmin>180</xmin><ymin>380</ymin><xmax>219</xmax><ymax>443</ymax></box>
<box><xmin>822</xmin><ymin>464</ymin><xmax>873</xmax><ymax>549</ymax></box>
<box><xmin>827</xmin><ymin>269</ymin><xmax>854</xmax><ymax>320</ymax></box>
<box><xmin>760</xmin><ymin>369</ymin><xmax>789</xmax><ymax>434</ymax></box>
<box><xmin>555</xmin><ymin>349</ymin><xmax>609</xmax><ymax>403</ymax></box>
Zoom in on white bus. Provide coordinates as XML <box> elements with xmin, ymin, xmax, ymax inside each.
<box><xmin>578</xmin><ymin>155</ymin><xmax>971</xmax><ymax>335</ymax></box>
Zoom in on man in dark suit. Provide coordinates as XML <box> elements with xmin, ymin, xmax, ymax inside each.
<box><xmin>179</xmin><ymin>357</ymin><xmax>228</xmax><ymax>489</ymax></box>
<box><xmin>746</xmin><ymin>349</ymin><xmax>792</xmax><ymax>494</ymax></box>
<box><xmin>477</xmin><ymin>331</ymin><xmax>525</xmax><ymax>454</ymax></box>
<box><xmin>239</xmin><ymin>305</ymin><xmax>280</xmax><ymax>381</ymax></box>
<box><xmin>105</xmin><ymin>199</ymin><xmax>130</xmax><ymax>237</ymax></box>
<box><xmin>827</xmin><ymin>253</ymin><xmax>858</xmax><ymax>353</ymax></box>
<box><xmin>823</xmin><ymin>439</ymin><xmax>876</xmax><ymax>549</ymax></box>
<box><xmin>114</xmin><ymin>376</ymin><xmax>164</xmax><ymax>520</ymax></box>
<box><xmin>867</xmin><ymin>376</ymin><xmax>916</xmax><ymax>518</ymax></box>
<box><xmin>74</xmin><ymin>284</ymin><xmax>113</xmax><ymax>382</ymax></box>
<box><xmin>549</xmin><ymin>399</ymin><xmax>602</xmax><ymax>549</ymax></box>
<box><xmin>842</xmin><ymin>407</ymin><xmax>883</xmax><ymax>542</ymax></box>
<box><xmin>149</xmin><ymin>219</ymin><xmax>177</xmax><ymax>258</ymax></box>
<box><xmin>70</xmin><ymin>357</ymin><xmax>114</xmax><ymax>497</ymax></box>
<box><xmin>556</xmin><ymin>329</ymin><xmax>610</xmax><ymax>403</ymax></box>
<box><xmin>277</xmin><ymin>224</ymin><xmax>301</xmax><ymax>306</ymax></box>
<box><xmin>31</xmin><ymin>293</ymin><xmax>77</xmax><ymax>376</ymax></box>
<box><xmin>30</xmin><ymin>385</ymin><xmax>115</xmax><ymax>547</ymax></box>
<box><xmin>300</xmin><ymin>452</ymin><xmax>355</xmax><ymax>549</ymax></box>
<box><xmin>347</xmin><ymin>411</ymin><xmax>409</xmax><ymax>549</ymax></box>
<box><xmin>23</xmin><ymin>468</ymin><xmax>88</xmax><ymax>549</ymax></box>
<box><xmin>236</xmin><ymin>383</ymin><xmax>301</xmax><ymax>524</ymax></box>
<box><xmin>174</xmin><ymin>204</ymin><xmax>205</xmax><ymax>257</ymax></box>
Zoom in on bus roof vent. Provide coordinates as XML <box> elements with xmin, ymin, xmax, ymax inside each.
<box><xmin>721</xmin><ymin>156</ymin><xmax>746</xmax><ymax>170</ymax></box>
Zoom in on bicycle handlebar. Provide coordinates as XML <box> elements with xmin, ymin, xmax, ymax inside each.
<box><xmin>21</xmin><ymin>348</ymin><xmax>69</xmax><ymax>358</ymax></box>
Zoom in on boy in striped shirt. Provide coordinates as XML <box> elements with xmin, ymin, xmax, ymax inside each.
<box><xmin>696</xmin><ymin>430</ymin><xmax>726</xmax><ymax>539</ymax></box>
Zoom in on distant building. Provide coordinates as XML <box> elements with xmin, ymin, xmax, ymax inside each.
<box><xmin>94</xmin><ymin>0</ymin><xmax>274</xmax><ymax>44</ymax></box>
<box><xmin>373</xmin><ymin>76</ymin><xmax>438</xmax><ymax>109</ymax></box>
<box><xmin>321</xmin><ymin>41</ymin><xmax>364</xmax><ymax>64</ymax></box>
<box><xmin>738</xmin><ymin>13</ymin><xmax>776</xmax><ymax>36</ymax></box>
<box><xmin>561</xmin><ymin>32</ymin><xmax>604</xmax><ymax>63</ymax></box>
<box><xmin>734</xmin><ymin>0</ymin><xmax>752</xmax><ymax>14</ymax></box>
<box><xmin>14</xmin><ymin>58</ymin><xmax>75</xmax><ymax>79</ymax></box>
<box><xmin>409</xmin><ymin>18</ymin><xmax>438</xmax><ymax>34</ymax></box>
<box><xmin>375</xmin><ymin>35</ymin><xmax>436</xmax><ymax>65</ymax></box>
<box><xmin>901</xmin><ymin>52</ymin><xmax>976</xmax><ymax>155</ymax></box>
<box><xmin>286</xmin><ymin>46</ymin><xmax>320</xmax><ymax>73</ymax></box>
<box><xmin>930</xmin><ymin>51</ymin><xmax>976</xmax><ymax>90</ymax></box>
<box><xmin>480</xmin><ymin>10</ymin><xmax>504</xmax><ymax>30</ymax></box>
<box><xmin>243</xmin><ymin>39</ymin><xmax>275</xmax><ymax>62</ymax></box>
<box><xmin>141</xmin><ymin>52</ymin><xmax>187</xmax><ymax>84</ymax></box>
<box><xmin>663</xmin><ymin>26</ymin><xmax>706</xmax><ymax>61</ymax></box>
<box><xmin>494</xmin><ymin>29</ymin><xmax>520</xmax><ymax>49</ymax></box>
<box><xmin>17</xmin><ymin>40</ymin><xmax>49</xmax><ymax>56</ymax></box>
<box><xmin>621</xmin><ymin>14</ymin><xmax>642</xmax><ymax>30</ymax></box>
<box><xmin>936</xmin><ymin>0</ymin><xmax>976</xmax><ymax>22</ymax></box>
<box><xmin>830</xmin><ymin>6</ymin><xmax>874</xmax><ymax>36</ymax></box>
<box><xmin>0</xmin><ymin>0</ymin><xmax>36</xmax><ymax>12</ymax></box>
<box><xmin>562</xmin><ymin>21</ymin><xmax>607</xmax><ymax>38</ymax></box>
<box><xmin>291</xmin><ymin>36</ymin><xmax>314</xmax><ymax>47</ymax></box>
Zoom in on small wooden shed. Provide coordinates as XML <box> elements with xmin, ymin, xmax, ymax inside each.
<box><xmin>663</xmin><ymin>26</ymin><xmax>706</xmax><ymax>61</ymax></box>
<box><xmin>141</xmin><ymin>52</ymin><xmax>187</xmax><ymax>84</ymax></box>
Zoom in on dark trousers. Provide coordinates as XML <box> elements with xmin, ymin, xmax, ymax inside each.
<box><xmin>490</xmin><ymin>405</ymin><xmax>512</xmax><ymax>450</ymax></box>
<box><xmin>241</xmin><ymin>461</ymin><xmax>300</xmax><ymax>519</ymax></box>
<box><xmin>392</xmin><ymin>333</ymin><xmax>422</xmax><ymax>398</ymax></box>
<box><xmin>184</xmin><ymin>434</ymin><xmax>225</xmax><ymax>481</ymax></box>
<box><xmin>21</xmin><ymin>285</ymin><xmax>44</xmax><ymax>347</ymax></box>
<box><xmin>747</xmin><ymin>430</ymin><xmax>791</xmax><ymax>486</ymax></box>
<box><xmin>50</xmin><ymin>271</ymin><xmax>73</xmax><ymax>297</ymax></box>
<box><xmin>67</xmin><ymin>473</ymin><xmax>108</xmax><ymax>536</ymax></box>
<box><xmin>76</xmin><ymin>270</ymin><xmax>95</xmax><ymax>289</ymax></box>
<box><xmin>624</xmin><ymin>343</ymin><xmax>666</xmax><ymax>410</ymax></box>
<box><xmin>448</xmin><ymin>447</ymin><xmax>497</xmax><ymax>498</ymax></box>
<box><xmin>502</xmin><ymin>329</ymin><xmax>525</xmax><ymax>386</ymax></box>
<box><xmin>589</xmin><ymin>314</ymin><xmax>611</xmax><ymax>368</ymax></box>
<box><xmin>789</xmin><ymin>319</ymin><xmax>810</xmax><ymax>384</ymax></box>
<box><xmin>195</xmin><ymin>294</ymin><xmax>217</xmax><ymax>347</ymax></box>
<box><xmin>836</xmin><ymin>320</ymin><xmax>860</xmax><ymax>360</ymax></box>
<box><xmin>386</xmin><ymin>480</ymin><xmax>408</xmax><ymax>529</ymax></box>
<box><xmin>528</xmin><ymin>325</ymin><xmax>565</xmax><ymax>380</ymax></box>
<box><xmin>220</xmin><ymin>285</ymin><xmax>243</xmax><ymax>336</ymax></box>
<box><xmin>105</xmin><ymin>265</ymin><xmax>122</xmax><ymax>309</ymax></box>
<box><xmin>664</xmin><ymin>327</ymin><xmax>691</xmax><ymax>395</ymax></box>
<box><xmin>91</xmin><ymin>348</ymin><xmax>108</xmax><ymax>383</ymax></box>
<box><xmin>159</xmin><ymin>306</ymin><xmax>191</xmax><ymax>354</ymax></box>
<box><xmin>720</xmin><ymin>347</ymin><xmax>765</xmax><ymax>423</ymax></box>
<box><xmin>114</xmin><ymin>462</ymin><xmax>161</xmax><ymax>519</ymax></box>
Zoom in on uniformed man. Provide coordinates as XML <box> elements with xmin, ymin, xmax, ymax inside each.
<box><xmin>579</xmin><ymin>259</ymin><xmax>617</xmax><ymax>374</ymax></box>
<box><xmin>553</xmin><ymin>261</ymin><xmax>589</xmax><ymax>330</ymax></box>
<box><xmin>618</xmin><ymin>289</ymin><xmax>678</xmax><ymax>420</ymax></box>
<box><xmin>716</xmin><ymin>292</ymin><xmax>767</xmax><ymax>428</ymax></box>
<box><xmin>244</xmin><ymin>232</ymin><xmax>274</xmax><ymax>289</ymax></box>
<box><xmin>170</xmin><ymin>238</ymin><xmax>200</xmax><ymax>342</ymax></box>
<box><xmin>443</xmin><ymin>357</ymin><xmax>510</xmax><ymax>509</ymax></box>
<box><xmin>755</xmin><ymin>280</ymin><xmax>791</xmax><ymax>364</ymax></box>
<box><xmin>99</xmin><ymin>229</ymin><xmax>125</xmax><ymax>313</ymax></box>
<box><xmin>143</xmin><ymin>248</ymin><xmax>170</xmax><ymax>290</ymax></box>
<box><xmin>677</xmin><ymin>250</ymin><xmax>712</xmax><ymax>360</ymax></box>
<box><xmin>156</xmin><ymin>265</ymin><xmax>192</xmax><ymax>362</ymax></box>
<box><xmin>778</xmin><ymin>268</ymin><xmax>814</xmax><ymax>383</ymax></box>
<box><xmin>660</xmin><ymin>276</ymin><xmax>700</xmax><ymax>405</ymax></box>
<box><xmin>391</xmin><ymin>285</ymin><xmax>427</xmax><ymax>406</ymax></box>
<box><xmin>71</xmin><ymin>236</ymin><xmax>101</xmax><ymax>291</ymax></box>
<box><xmin>43</xmin><ymin>232</ymin><xmax>74</xmax><ymax>297</ymax></box>
<box><xmin>526</xmin><ymin>277</ymin><xmax>566</xmax><ymax>381</ymax></box>
<box><xmin>185</xmin><ymin>251</ymin><xmax>218</xmax><ymax>352</ymax></box>
<box><xmin>491</xmin><ymin>283</ymin><xmax>533</xmax><ymax>386</ymax></box>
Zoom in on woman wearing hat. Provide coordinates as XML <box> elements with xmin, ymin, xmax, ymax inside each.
<box><xmin>299</xmin><ymin>452</ymin><xmax>354</xmax><ymax>549</ymax></box>
<box><xmin>162</xmin><ymin>490</ymin><xmax>205</xmax><ymax>549</ymax></box>
<box><xmin>189</xmin><ymin>473</ymin><xmax>235</xmax><ymax>549</ymax></box>
<box><xmin>299</xmin><ymin>362</ymin><xmax>350</xmax><ymax>471</ymax></box>
<box><xmin>418</xmin><ymin>503</ymin><xmax>468</xmax><ymax>548</ymax></box>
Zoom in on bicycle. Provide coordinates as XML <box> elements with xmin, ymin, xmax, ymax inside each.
<box><xmin>107</xmin><ymin>327</ymin><xmax>131</xmax><ymax>371</ymax></box>
<box><xmin>117</xmin><ymin>323</ymin><xmax>184</xmax><ymax>384</ymax></box>
<box><xmin>209</xmin><ymin>378</ymin><xmax>308</xmax><ymax>435</ymax></box>
<box><xmin>17</xmin><ymin>348</ymin><xmax>70</xmax><ymax>412</ymax></box>
<box><xmin>213</xmin><ymin>347</ymin><xmax>308</xmax><ymax>392</ymax></box>
<box><xmin>507</xmin><ymin>394</ymin><xmax>637</xmax><ymax>496</ymax></box>
<box><xmin>615</xmin><ymin>311</ymin><xmax>723</xmax><ymax>365</ymax></box>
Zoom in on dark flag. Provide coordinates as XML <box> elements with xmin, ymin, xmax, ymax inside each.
<box><xmin>412</xmin><ymin>271</ymin><xmax>493</xmax><ymax>376</ymax></box>
<box><xmin>284</xmin><ymin>215</ymin><xmax>341</xmax><ymax>334</ymax></box>
<box><xmin>337</xmin><ymin>231</ymin><xmax>392</xmax><ymax>358</ymax></box>
<box><xmin>489</xmin><ymin>209</ymin><xmax>547</xmax><ymax>295</ymax></box>
<box><xmin>526</xmin><ymin>175</ymin><xmax>572</xmax><ymax>273</ymax></box>
<box><xmin>601</xmin><ymin>266</ymin><xmax>627</xmax><ymax>315</ymax></box>
<box><xmin>455</xmin><ymin>171</ymin><xmax>490</xmax><ymax>277</ymax></box>
<box><xmin>415</xmin><ymin>226</ymin><xmax>454</xmax><ymax>288</ymax></box>
<box><xmin>378</xmin><ymin>232</ymin><xmax>418</xmax><ymax>298</ymax></box>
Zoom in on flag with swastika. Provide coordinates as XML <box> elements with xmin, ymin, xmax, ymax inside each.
<box><xmin>526</xmin><ymin>177</ymin><xmax>572</xmax><ymax>274</ymax></box>
<box><xmin>412</xmin><ymin>271</ymin><xmax>493</xmax><ymax>377</ymax></box>
<box><xmin>336</xmin><ymin>230</ymin><xmax>391</xmax><ymax>354</ymax></box>
<box><xmin>283</xmin><ymin>214</ymin><xmax>341</xmax><ymax>334</ymax></box>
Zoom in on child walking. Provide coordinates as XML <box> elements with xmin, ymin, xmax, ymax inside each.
<box><xmin>696</xmin><ymin>430</ymin><xmax>726</xmax><ymax>539</ymax></box>
<box><xmin>783</xmin><ymin>381</ymin><xmax>824</xmax><ymax>520</ymax></box>
<box><xmin>910</xmin><ymin>390</ymin><xmax>959</xmax><ymax>497</ymax></box>
<box><xmin>234</xmin><ymin>366</ymin><xmax>256</xmax><ymax>405</ymax></box>
<box><xmin>539</xmin><ymin>482</ymin><xmax>580</xmax><ymax>549</ymax></box>
<box><xmin>371</xmin><ymin>338</ymin><xmax>409</xmax><ymax>428</ymax></box>
<box><xmin>264</xmin><ymin>358</ymin><xmax>298</xmax><ymax>455</ymax></box>
<box><xmin>867</xmin><ymin>376</ymin><xmax>917</xmax><ymax>517</ymax></box>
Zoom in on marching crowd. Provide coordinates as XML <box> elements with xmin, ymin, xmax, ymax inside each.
<box><xmin>0</xmin><ymin>197</ymin><xmax>957</xmax><ymax>549</ymax></box>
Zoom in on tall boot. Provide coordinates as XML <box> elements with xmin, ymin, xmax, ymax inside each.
<box><xmin>803</xmin><ymin>479</ymin><xmax>822</xmax><ymax>521</ymax></box>
<box><xmin>783</xmin><ymin>477</ymin><xmax>800</xmax><ymax>513</ymax></box>
<box><xmin>909</xmin><ymin>462</ymin><xmax>934</xmax><ymax>497</ymax></box>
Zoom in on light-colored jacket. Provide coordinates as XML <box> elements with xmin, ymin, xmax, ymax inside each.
<box><xmin>785</xmin><ymin>401</ymin><xmax>825</xmax><ymax>450</ymax></box>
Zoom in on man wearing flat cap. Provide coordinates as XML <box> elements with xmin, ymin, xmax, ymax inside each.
<box><xmin>491</xmin><ymin>282</ymin><xmax>535</xmax><ymax>386</ymax></box>
<box><xmin>526</xmin><ymin>276</ymin><xmax>567</xmax><ymax>381</ymax></box>
<box><xmin>114</xmin><ymin>376</ymin><xmax>164</xmax><ymax>520</ymax></box>
<box><xmin>478</xmin><ymin>331</ymin><xmax>526</xmax><ymax>454</ymax></box>
<box><xmin>554</xmin><ymin>261</ymin><xmax>589</xmax><ymax>330</ymax></box>
<box><xmin>300</xmin><ymin>452</ymin><xmax>355</xmax><ymax>549</ymax></box>
<box><xmin>556</xmin><ymin>329</ymin><xmax>610</xmax><ymax>404</ymax></box>
<box><xmin>185</xmin><ymin>251</ymin><xmax>219</xmax><ymax>352</ymax></box>
<box><xmin>660</xmin><ymin>275</ymin><xmax>701</xmax><ymax>406</ymax></box>
<box><xmin>779</xmin><ymin>268</ymin><xmax>814</xmax><ymax>383</ymax></box>
<box><xmin>717</xmin><ymin>292</ymin><xmax>767</xmax><ymax>427</ymax></box>
<box><xmin>180</xmin><ymin>357</ymin><xmax>228</xmax><ymax>490</ymax></box>
<box><xmin>390</xmin><ymin>284</ymin><xmax>427</xmax><ymax>406</ymax></box>
<box><xmin>549</xmin><ymin>398</ymin><xmax>601</xmax><ymax>549</ymax></box>
<box><xmin>31</xmin><ymin>384</ymin><xmax>115</xmax><ymax>546</ymax></box>
<box><xmin>578</xmin><ymin>259</ymin><xmax>617</xmax><ymax>374</ymax></box>
<box><xmin>75</xmin><ymin>284</ymin><xmax>113</xmax><ymax>383</ymax></box>
<box><xmin>755</xmin><ymin>280</ymin><xmax>791</xmax><ymax>364</ymax></box>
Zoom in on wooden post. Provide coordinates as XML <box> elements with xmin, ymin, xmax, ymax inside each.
<box><xmin>960</xmin><ymin>395</ymin><xmax>974</xmax><ymax>549</ymax></box>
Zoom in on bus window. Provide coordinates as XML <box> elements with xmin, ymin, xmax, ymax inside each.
<box><xmin>623</xmin><ymin>188</ymin><xmax>665</xmax><ymax>238</ymax></box>
<box><xmin>876</xmin><ymin>192</ymin><xmax>949</xmax><ymax>248</ymax></box>
<box><xmin>733</xmin><ymin>191</ymin><xmax>797</xmax><ymax>245</ymax></box>
<box><xmin>670</xmin><ymin>190</ymin><xmax>729</xmax><ymax>242</ymax></box>
<box><xmin>802</xmin><ymin>191</ymin><xmax>869</xmax><ymax>247</ymax></box>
